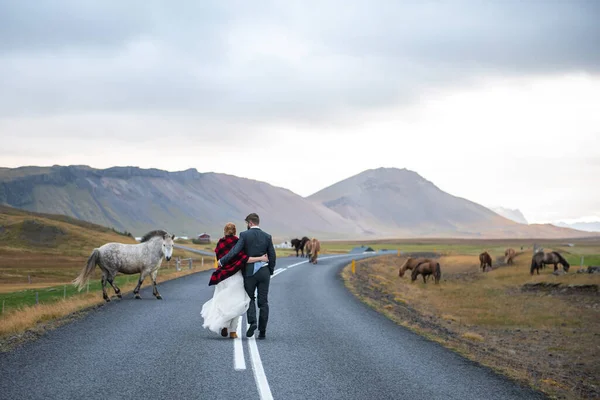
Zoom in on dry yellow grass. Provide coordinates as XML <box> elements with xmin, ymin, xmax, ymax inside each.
<box><xmin>343</xmin><ymin>248</ymin><xmax>600</xmax><ymax>399</ymax></box>
<box><xmin>0</xmin><ymin>267</ymin><xmax>207</xmax><ymax>342</ymax></box>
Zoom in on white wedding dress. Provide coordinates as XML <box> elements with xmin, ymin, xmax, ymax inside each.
<box><xmin>201</xmin><ymin>270</ymin><xmax>250</xmax><ymax>334</ymax></box>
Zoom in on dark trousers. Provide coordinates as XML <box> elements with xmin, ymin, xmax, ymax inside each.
<box><xmin>244</xmin><ymin>266</ymin><xmax>270</xmax><ymax>332</ymax></box>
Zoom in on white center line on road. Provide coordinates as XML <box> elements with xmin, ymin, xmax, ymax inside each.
<box><xmin>234</xmin><ymin>315</ymin><xmax>246</xmax><ymax>370</ymax></box>
<box><xmin>244</xmin><ymin>253</ymin><xmax>378</xmax><ymax>399</ymax></box>
<box><xmin>248</xmin><ymin>334</ymin><xmax>274</xmax><ymax>400</ymax></box>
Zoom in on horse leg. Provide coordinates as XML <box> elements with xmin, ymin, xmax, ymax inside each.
<box><xmin>133</xmin><ymin>270</ymin><xmax>150</xmax><ymax>299</ymax></box>
<box><xmin>107</xmin><ymin>273</ymin><xmax>122</xmax><ymax>299</ymax></box>
<box><xmin>101</xmin><ymin>273</ymin><xmax>110</xmax><ymax>302</ymax></box>
<box><xmin>554</xmin><ymin>263</ymin><xmax>557</xmax><ymax>272</ymax></box>
<box><xmin>151</xmin><ymin>270</ymin><xmax>162</xmax><ymax>300</ymax></box>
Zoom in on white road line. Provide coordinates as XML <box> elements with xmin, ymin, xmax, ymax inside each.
<box><xmin>247</xmin><ymin>335</ymin><xmax>274</xmax><ymax>400</ymax></box>
<box><xmin>233</xmin><ymin>315</ymin><xmax>246</xmax><ymax>370</ymax></box>
<box><xmin>243</xmin><ymin>253</ymin><xmax>380</xmax><ymax>399</ymax></box>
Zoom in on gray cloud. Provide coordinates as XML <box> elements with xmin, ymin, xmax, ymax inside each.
<box><xmin>0</xmin><ymin>0</ymin><xmax>599</xmax><ymax>121</ymax></box>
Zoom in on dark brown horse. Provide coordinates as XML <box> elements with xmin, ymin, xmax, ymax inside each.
<box><xmin>530</xmin><ymin>251</ymin><xmax>570</xmax><ymax>275</ymax></box>
<box><xmin>399</xmin><ymin>257</ymin><xmax>431</xmax><ymax>277</ymax></box>
<box><xmin>291</xmin><ymin>236</ymin><xmax>310</xmax><ymax>257</ymax></box>
<box><xmin>479</xmin><ymin>251</ymin><xmax>492</xmax><ymax>272</ymax></box>
<box><xmin>411</xmin><ymin>260</ymin><xmax>441</xmax><ymax>284</ymax></box>
<box><xmin>504</xmin><ymin>248</ymin><xmax>516</xmax><ymax>265</ymax></box>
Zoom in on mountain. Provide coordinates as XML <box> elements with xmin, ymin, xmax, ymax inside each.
<box><xmin>307</xmin><ymin>167</ymin><xmax>596</xmax><ymax>238</ymax></box>
<box><xmin>1</xmin><ymin>165</ymin><xmax>596</xmax><ymax>239</ymax></box>
<box><xmin>553</xmin><ymin>221</ymin><xmax>600</xmax><ymax>232</ymax></box>
<box><xmin>0</xmin><ymin>165</ymin><xmax>364</xmax><ymax>240</ymax></box>
<box><xmin>490</xmin><ymin>207</ymin><xmax>528</xmax><ymax>224</ymax></box>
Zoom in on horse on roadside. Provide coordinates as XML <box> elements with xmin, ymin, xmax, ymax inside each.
<box><xmin>530</xmin><ymin>251</ymin><xmax>570</xmax><ymax>275</ymax></box>
<box><xmin>479</xmin><ymin>251</ymin><xmax>492</xmax><ymax>272</ymax></box>
<box><xmin>304</xmin><ymin>238</ymin><xmax>313</xmax><ymax>260</ymax></box>
<box><xmin>399</xmin><ymin>257</ymin><xmax>431</xmax><ymax>277</ymax></box>
<box><xmin>309</xmin><ymin>238</ymin><xmax>320</xmax><ymax>264</ymax></box>
<box><xmin>411</xmin><ymin>260</ymin><xmax>441</xmax><ymax>284</ymax></box>
<box><xmin>73</xmin><ymin>230</ymin><xmax>174</xmax><ymax>302</ymax></box>
<box><xmin>504</xmin><ymin>248</ymin><xmax>516</xmax><ymax>265</ymax></box>
<box><xmin>291</xmin><ymin>236</ymin><xmax>310</xmax><ymax>257</ymax></box>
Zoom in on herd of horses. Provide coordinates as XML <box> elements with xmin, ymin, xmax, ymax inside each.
<box><xmin>479</xmin><ymin>248</ymin><xmax>570</xmax><ymax>275</ymax></box>
<box><xmin>72</xmin><ymin>227</ymin><xmax>573</xmax><ymax>302</ymax></box>
<box><xmin>396</xmin><ymin>247</ymin><xmax>571</xmax><ymax>286</ymax></box>
<box><xmin>290</xmin><ymin>236</ymin><xmax>321</xmax><ymax>264</ymax></box>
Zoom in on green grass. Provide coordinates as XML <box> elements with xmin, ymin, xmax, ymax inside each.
<box><xmin>0</xmin><ymin>274</ymin><xmax>142</xmax><ymax>311</ymax></box>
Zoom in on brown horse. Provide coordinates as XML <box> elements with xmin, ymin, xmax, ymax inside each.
<box><xmin>479</xmin><ymin>251</ymin><xmax>492</xmax><ymax>272</ymax></box>
<box><xmin>411</xmin><ymin>260</ymin><xmax>441</xmax><ymax>284</ymax></box>
<box><xmin>399</xmin><ymin>257</ymin><xmax>430</xmax><ymax>277</ymax></box>
<box><xmin>305</xmin><ymin>239</ymin><xmax>312</xmax><ymax>260</ymax></box>
<box><xmin>309</xmin><ymin>238</ymin><xmax>320</xmax><ymax>264</ymax></box>
<box><xmin>504</xmin><ymin>248</ymin><xmax>516</xmax><ymax>265</ymax></box>
<box><xmin>530</xmin><ymin>251</ymin><xmax>570</xmax><ymax>275</ymax></box>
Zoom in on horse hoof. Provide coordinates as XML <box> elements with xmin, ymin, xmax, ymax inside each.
<box><xmin>117</xmin><ymin>294</ymin><xmax>122</xmax><ymax>299</ymax></box>
<box><xmin>104</xmin><ymin>298</ymin><xmax>111</xmax><ymax>302</ymax></box>
<box><xmin>135</xmin><ymin>294</ymin><xmax>141</xmax><ymax>299</ymax></box>
<box><xmin>156</xmin><ymin>295</ymin><xmax>163</xmax><ymax>300</ymax></box>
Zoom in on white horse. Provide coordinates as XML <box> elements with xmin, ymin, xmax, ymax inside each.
<box><xmin>73</xmin><ymin>230</ymin><xmax>174</xmax><ymax>301</ymax></box>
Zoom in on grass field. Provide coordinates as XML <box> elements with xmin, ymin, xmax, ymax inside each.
<box><xmin>0</xmin><ymin>207</ymin><xmax>216</xmax><ymax>344</ymax></box>
<box><xmin>341</xmin><ymin>238</ymin><xmax>600</xmax><ymax>400</ymax></box>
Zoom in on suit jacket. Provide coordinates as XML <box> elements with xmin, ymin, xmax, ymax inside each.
<box><xmin>218</xmin><ymin>227</ymin><xmax>276</xmax><ymax>276</ymax></box>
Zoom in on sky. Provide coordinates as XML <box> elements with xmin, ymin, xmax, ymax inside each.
<box><xmin>0</xmin><ymin>1</ymin><xmax>599</xmax><ymax>224</ymax></box>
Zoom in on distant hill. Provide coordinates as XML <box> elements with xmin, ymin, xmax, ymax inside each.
<box><xmin>0</xmin><ymin>204</ymin><xmax>136</xmax><ymax>254</ymax></box>
<box><xmin>0</xmin><ymin>165</ymin><xmax>364</xmax><ymax>240</ymax></box>
<box><xmin>1</xmin><ymin>165</ymin><xmax>596</xmax><ymax>239</ymax></box>
<box><xmin>553</xmin><ymin>221</ymin><xmax>600</xmax><ymax>233</ymax></box>
<box><xmin>307</xmin><ymin>167</ymin><xmax>597</xmax><ymax>239</ymax></box>
<box><xmin>490</xmin><ymin>207</ymin><xmax>528</xmax><ymax>224</ymax></box>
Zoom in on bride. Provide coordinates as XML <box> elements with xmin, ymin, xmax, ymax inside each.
<box><xmin>201</xmin><ymin>222</ymin><xmax>268</xmax><ymax>338</ymax></box>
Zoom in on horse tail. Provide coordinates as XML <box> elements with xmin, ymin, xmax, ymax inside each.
<box><xmin>434</xmin><ymin>262</ymin><xmax>441</xmax><ymax>283</ymax></box>
<box><xmin>552</xmin><ymin>251</ymin><xmax>570</xmax><ymax>268</ymax></box>
<box><xmin>73</xmin><ymin>249</ymin><xmax>100</xmax><ymax>291</ymax></box>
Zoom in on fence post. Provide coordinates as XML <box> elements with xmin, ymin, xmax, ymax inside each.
<box><xmin>176</xmin><ymin>258</ymin><xmax>181</xmax><ymax>271</ymax></box>
<box><xmin>2</xmin><ymin>300</ymin><xmax>4</xmax><ymax>315</ymax></box>
<box><xmin>202</xmin><ymin>257</ymin><xmax>204</xmax><ymax>267</ymax></box>
<box><xmin>64</xmin><ymin>285</ymin><xmax>66</xmax><ymax>299</ymax></box>
<box><xmin>214</xmin><ymin>259</ymin><xmax>218</xmax><ymax>269</ymax></box>
<box><xmin>351</xmin><ymin>259</ymin><xmax>356</xmax><ymax>274</ymax></box>
<box><xmin>35</xmin><ymin>292</ymin><xmax>39</xmax><ymax>304</ymax></box>
<box><xmin>188</xmin><ymin>259</ymin><xmax>192</xmax><ymax>270</ymax></box>
<box><xmin>28</xmin><ymin>275</ymin><xmax>31</xmax><ymax>284</ymax></box>
<box><xmin>581</xmin><ymin>256</ymin><xmax>584</xmax><ymax>268</ymax></box>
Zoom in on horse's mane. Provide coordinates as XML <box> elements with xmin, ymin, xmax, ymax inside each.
<box><xmin>551</xmin><ymin>251</ymin><xmax>569</xmax><ymax>266</ymax></box>
<box><xmin>140</xmin><ymin>229</ymin><xmax>169</xmax><ymax>243</ymax></box>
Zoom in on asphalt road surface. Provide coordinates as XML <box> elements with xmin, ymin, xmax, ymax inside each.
<box><xmin>0</xmin><ymin>252</ymin><xmax>546</xmax><ymax>399</ymax></box>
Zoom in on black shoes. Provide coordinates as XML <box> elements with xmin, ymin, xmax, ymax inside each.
<box><xmin>258</xmin><ymin>331</ymin><xmax>266</xmax><ymax>340</ymax></box>
<box><xmin>246</xmin><ymin>323</ymin><xmax>257</xmax><ymax>337</ymax></box>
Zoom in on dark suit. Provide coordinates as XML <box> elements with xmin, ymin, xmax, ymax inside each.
<box><xmin>218</xmin><ymin>226</ymin><xmax>276</xmax><ymax>333</ymax></box>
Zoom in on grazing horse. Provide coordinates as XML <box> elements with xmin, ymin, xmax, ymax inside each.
<box><xmin>73</xmin><ymin>230</ymin><xmax>174</xmax><ymax>301</ymax></box>
<box><xmin>309</xmin><ymin>238</ymin><xmax>320</xmax><ymax>264</ymax></box>
<box><xmin>398</xmin><ymin>257</ymin><xmax>431</xmax><ymax>277</ymax></box>
<box><xmin>530</xmin><ymin>251</ymin><xmax>570</xmax><ymax>275</ymax></box>
<box><xmin>504</xmin><ymin>248</ymin><xmax>517</xmax><ymax>265</ymax></box>
<box><xmin>411</xmin><ymin>260</ymin><xmax>441</xmax><ymax>284</ymax></box>
<box><xmin>479</xmin><ymin>251</ymin><xmax>492</xmax><ymax>272</ymax></box>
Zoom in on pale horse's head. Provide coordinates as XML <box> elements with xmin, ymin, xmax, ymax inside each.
<box><xmin>162</xmin><ymin>233</ymin><xmax>175</xmax><ymax>261</ymax></box>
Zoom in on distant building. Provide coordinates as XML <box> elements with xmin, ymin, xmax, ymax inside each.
<box><xmin>275</xmin><ymin>241</ymin><xmax>292</xmax><ymax>249</ymax></box>
<box><xmin>195</xmin><ymin>233</ymin><xmax>211</xmax><ymax>244</ymax></box>
<box><xmin>350</xmin><ymin>245</ymin><xmax>375</xmax><ymax>254</ymax></box>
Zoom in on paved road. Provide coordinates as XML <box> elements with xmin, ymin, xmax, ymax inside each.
<box><xmin>0</xmin><ymin>253</ymin><xmax>546</xmax><ymax>399</ymax></box>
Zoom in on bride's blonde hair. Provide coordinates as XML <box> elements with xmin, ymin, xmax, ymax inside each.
<box><xmin>224</xmin><ymin>222</ymin><xmax>236</xmax><ymax>236</ymax></box>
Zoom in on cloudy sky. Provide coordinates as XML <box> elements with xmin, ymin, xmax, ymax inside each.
<box><xmin>1</xmin><ymin>1</ymin><xmax>599</xmax><ymax>224</ymax></box>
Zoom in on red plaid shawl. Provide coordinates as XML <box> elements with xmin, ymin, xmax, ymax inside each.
<box><xmin>208</xmin><ymin>235</ymin><xmax>249</xmax><ymax>286</ymax></box>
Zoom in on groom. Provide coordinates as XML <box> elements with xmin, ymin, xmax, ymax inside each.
<box><xmin>217</xmin><ymin>213</ymin><xmax>276</xmax><ymax>339</ymax></box>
